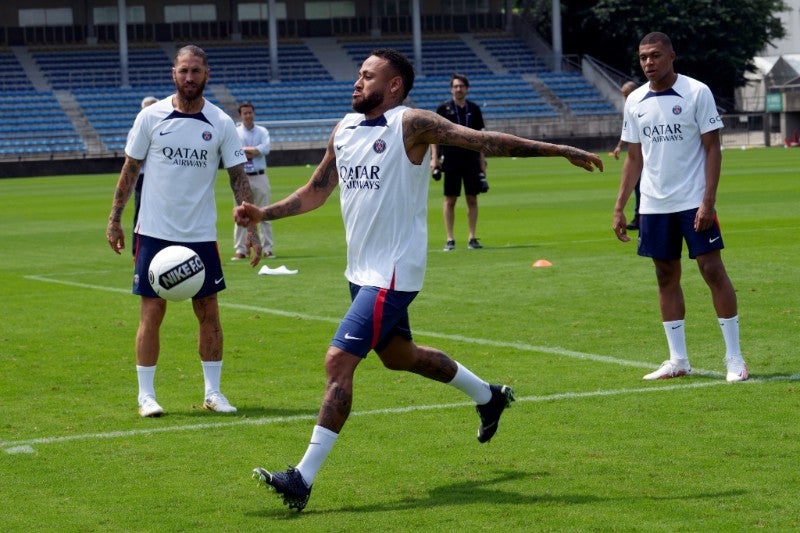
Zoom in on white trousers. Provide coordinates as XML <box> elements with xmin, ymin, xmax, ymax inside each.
<box><xmin>233</xmin><ymin>172</ymin><xmax>273</xmax><ymax>254</ymax></box>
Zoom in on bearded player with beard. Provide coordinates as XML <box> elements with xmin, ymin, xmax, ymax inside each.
<box><xmin>106</xmin><ymin>45</ymin><xmax>261</xmax><ymax>418</ymax></box>
<box><xmin>235</xmin><ymin>48</ymin><xmax>603</xmax><ymax>512</ymax></box>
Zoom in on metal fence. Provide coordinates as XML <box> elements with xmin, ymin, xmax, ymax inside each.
<box><xmin>719</xmin><ymin>113</ymin><xmax>783</xmax><ymax>148</ymax></box>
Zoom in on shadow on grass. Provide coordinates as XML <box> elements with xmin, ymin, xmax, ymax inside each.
<box><xmin>245</xmin><ymin>469</ymin><xmax>748</xmax><ymax>518</ymax></box>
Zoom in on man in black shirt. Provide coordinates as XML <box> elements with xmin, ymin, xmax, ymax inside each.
<box><xmin>431</xmin><ymin>73</ymin><xmax>487</xmax><ymax>251</ymax></box>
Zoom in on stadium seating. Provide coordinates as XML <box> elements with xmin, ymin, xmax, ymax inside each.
<box><xmin>411</xmin><ymin>74</ymin><xmax>559</xmax><ymax>119</ymax></box>
<box><xmin>31</xmin><ymin>47</ymin><xmax>172</xmax><ymax>90</ymax></box>
<box><xmin>539</xmin><ymin>72</ymin><xmax>617</xmax><ymax>115</ymax></box>
<box><xmin>0</xmin><ymin>91</ymin><xmax>84</xmax><ymax>157</ymax></box>
<box><xmin>341</xmin><ymin>39</ymin><xmax>494</xmax><ymax>77</ymax></box>
<box><xmin>0</xmin><ymin>52</ymin><xmax>36</xmax><ymax>92</ymax></box>
<box><xmin>227</xmin><ymin>81</ymin><xmax>352</xmax><ymax>143</ymax></box>
<box><xmin>203</xmin><ymin>43</ymin><xmax>332</xmax><ymax>83</ymax></box>
<box><xmin>480</xmin><ymin>37</ymin><xmax>549</xmax><ymax>75</ymax></box>
<box><xmin>0</xmin><ymin>35</ymin><xmax>619</xmax><ymax>159</ymax></box>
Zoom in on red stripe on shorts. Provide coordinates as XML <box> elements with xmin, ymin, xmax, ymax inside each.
<box><xmin>371</xmin><ymin>288</ymin><xmax>388</xmax><ymax>350</ymax></box>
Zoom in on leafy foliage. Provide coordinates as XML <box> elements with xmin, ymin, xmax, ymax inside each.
<box><xmin>527</xmin><ymin>0</ymin><xmax>788</xmax><ymax>104</ymax></box>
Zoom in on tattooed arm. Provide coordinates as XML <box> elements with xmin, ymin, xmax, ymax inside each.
<box><xmin>228</xmin><ymin>162</ymin><xmax>262</xmax><ymax>266</ymax></box>
<box><xmin>106</xmin><ymin>156</ymin><xmax>142</xmax><ymax>254</ymax></box>
<box><xmin>234</xmin><ymin>126</ymin><xmax>341</xmax><ymax>227</ymax></box>
<box><xmin>403</xmin><ymin>108</ymin><xmax>603</xmax><ymax>173</ymax></box>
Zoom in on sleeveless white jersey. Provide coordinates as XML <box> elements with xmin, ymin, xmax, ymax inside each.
<box><xmin>334</xmin><ymin>106</ymin><xmax>430</xmax><ymax>291</ymax></box>
<box><xmin>126</xmin><ymin>96</ymin><xmax>246</xmax><ymax>241</ymax></box>
<box><xmin>621</xmin><ymin>74</ymin><xmax>722</xmax><ymax>214</ymax></box>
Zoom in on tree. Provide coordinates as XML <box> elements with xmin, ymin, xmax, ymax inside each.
<box><xmin>529</xmin><ymin>0</ymin><xmax>788</xmax><ymax>107</ymax></box>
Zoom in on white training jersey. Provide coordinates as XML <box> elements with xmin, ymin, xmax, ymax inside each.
<box><xmin>236</xmin><ymin>123</ymin><xmax>270</xmax><ymax>174</ymax></box>
<box><xmin>126</xmin><ymin>96</ymin><xmax>246</xmax><ymax>241</ymax></box>
<box><xmin>621</xmin><ymin>74</ymin><xmax>722</xmax><ymax>214</ymax></box>
<box><xmin>334</xmin><ymin>106</ymin><xmax>430</xmax><ymax>291</ymax></box>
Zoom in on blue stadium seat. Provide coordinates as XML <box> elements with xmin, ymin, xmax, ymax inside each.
<box><xmin>480</xmin><ymin>37</ymin><xmax>549</xmax><ymax>75</ymax></box>
<box><xmin>0</xmin><ymin>91</ymin><xmax>84</xmax><ymax>157</ymax></box>
<box><xmin>341</xmin><ymin>39</ymin><xmax>493</xmax><ymax>78</ymax></box>
<box><xmin>31</xmin><ymin>47</ymin><xmax>172</xmax><ymax>90</ymax></box>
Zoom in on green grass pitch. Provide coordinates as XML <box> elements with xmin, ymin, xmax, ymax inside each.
<box><xmin>1</xmin><ymin>147</ymin><xmax>798</xmax><ymax>531</ymax></box>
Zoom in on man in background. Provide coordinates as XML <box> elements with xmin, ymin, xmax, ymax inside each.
<box><xmin>609</xmin><ymin>81</ymin><xmax>641</xmax><ymax>230</ymax></box>
<box><xmin>232</xmin><ymin>101</ymin><xmax>274</xmax><ymax>260</ymax></box>
<box><xmin>130</xmin><ymin>95</ymin><xmax>158</xmax><ymax>254</ymax></box>
<box><xmin>431</xmin><ymin>73</ymin><xmax>488</xmax><ymax>251</ymax></box>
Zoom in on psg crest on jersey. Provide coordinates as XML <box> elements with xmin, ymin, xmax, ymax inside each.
<box><xmin>373</xmin><ymin>139</ymin><xmax>386</xmax><ymax>153</ymax></box>
<box><xmin>672</xmin><ymin>105</ymin><xmax>682</xmax><ymax>115</ymax></box>
<box><xmin>202</xmin><ymin>131</ymin><xmax>212</xmax><ymax>141</ymax></box>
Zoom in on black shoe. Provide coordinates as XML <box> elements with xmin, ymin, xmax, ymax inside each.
<box><xmin>253</xmin><ymin>466</ymin><xmax>312</xmax><ymax>512</ymax></box>
<box><xmin>443</xmin><ymin>240</ymin><xmax>455</xmax><ymax>251</ymax></box>
<box><xmin>467</xmin><ymin>238</ymin><xmax>483</xmax><ymax>250</ymax></box>
<box><xmin>476</xmin><ymin>384</ymin><xmax>515</xmax><ymax>443</ymax></box>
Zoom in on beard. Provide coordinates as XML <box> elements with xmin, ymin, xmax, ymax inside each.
<box><xmin>352</xmin><ymin>91</ymin><xmax>383</xmax><ymax>114</ymax></box>
<box><xmin>175</xmin><ymin>78</ymin><xmax>206</xmax><ymax>103</ymax></box>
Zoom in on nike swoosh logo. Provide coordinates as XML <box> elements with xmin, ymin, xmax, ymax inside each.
<box><xmin>159</xmin><ymin>131</ymin><xmax>174</xmax><ymax>136</ymax></box>
<box><xmin>709</xmin><ymin>236</ymin><xmax>721</xmax><ymax>243</ymax></box>
<box><xmin>637</xmin><ymin>112</ymin><xmax>646</xmax><ymax>118</ymax></box>
<box><xmin>671</xmin><ymin>325</ymin><xmax>682</xmax><ymax>330</ymax></box>
<box><xmin>344</xmin><ymin>333</ymin><xmax>363</xmax><ymax>341</ymax></box>
<box><xmin>336</xmin><ymin>144</ymin><xmax>345</xmax><ymax>150</ymax></box>
<box><xmin>214</xmin><ymin>277</ymin><xmax>224</xmax><ymax>284</ymax></box>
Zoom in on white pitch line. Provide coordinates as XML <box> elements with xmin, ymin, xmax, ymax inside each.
<box><xmin>27</xmin><ymin>274</ymin><xmax>684</xmax><ymax>372</ymax></box>
<box><xmin>5</xmin><ymin>376</ymin><xmax>797</xmax><ymax>454</ymax></box>
<box><xmin>16</xmin><ymin>274</ymin><xmax>796</xmax><ymax>455</ymax></box>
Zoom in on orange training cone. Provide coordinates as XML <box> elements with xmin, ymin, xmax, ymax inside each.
<box><xmin>532</xmin><ymin>259</ymin><xmax>553</xmax><ymax>267</ymax></box>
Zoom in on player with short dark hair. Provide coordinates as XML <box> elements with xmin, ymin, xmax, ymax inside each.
<box><xmin>235</xmin><ymin>47</ymin><xmax>603</xmax><ymax>512</ymax></box>
<box><xmin>431</xmin><ymin>73</ymin><xmax>487</xmax><ymax>251</ymax></box>
<box><xmin>610</xmin><ymin>80</ymin><xmax>642</xmax><ymax>229</ymax></box>
<box><xmin>612</xmin><ymin>32</ymin><xmax>748</xmax><ymax>382</ymax></box>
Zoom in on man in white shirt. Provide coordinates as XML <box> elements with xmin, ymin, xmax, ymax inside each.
<box><xmin>232</xmin><ymin>102</ymin><xmax>274</xmax><ymax>260</ymax></box>
<box><xmin>612</xmin><ymin>32</ymin><xmax>748</xmax><ymax>383</ymax></box>
<box><xmin>106</xmin><ymin>45</ymin><xmax>262</xmax><ymax>418</ymax></box>
<box><xmin>234</xmin><ymin>48</ymin><xmax>603</xmax><ymax>512</ymax></box>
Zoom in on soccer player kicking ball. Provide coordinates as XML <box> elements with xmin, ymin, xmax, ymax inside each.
<box><xmin>235</xmin><ymin>48</ymin><xmax>603</xmax><ymax>512</ymax></box>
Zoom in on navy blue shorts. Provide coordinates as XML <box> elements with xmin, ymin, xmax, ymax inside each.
<box><xmin>638</xmin><ymin>208</ymin><xmax>725</xmax><ymax>260</ymax></box>
<box><xmin>133</xmin><ymin>234</ymin><xmax>225</xmax><ymax>299</ymax></box>
<box><xmin>330</xmin><ymin>283</ymin><xmax>418</xmax><ymax>358</ymax></box>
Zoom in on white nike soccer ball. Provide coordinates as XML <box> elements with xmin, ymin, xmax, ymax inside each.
<box><xmin>148</xmin><ymin>245</ymin><xmax>206</xmax><ymax>301</ymax></box>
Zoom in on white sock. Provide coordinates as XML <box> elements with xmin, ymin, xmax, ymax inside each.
<box><xmin>296</xmin><ymin>425</ymin><xmax>338</xmax><ymax>486</ymax></box>
<box><xmin>201</xmin><ymin>360</ymin><xmax>222</xmax><ymax>396</ymax></box>
<box><xmin>136</xmin><ymin>365</ymin><xmax>156</xmax><ymax>402</ymax></box>
<box><xmin>663</xmin><ymin>320</ymin><xmax>689</xmax><ymax>363</ymax></box>
<box><xmin>718</xmin><ymin>315</ymin><xmax>742</xmax><ymax>359</ymax></box>
<box><xmin>448</xmin><ymin>362</ymin><xmax>492</xmax><ymax>404</ymax></box>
